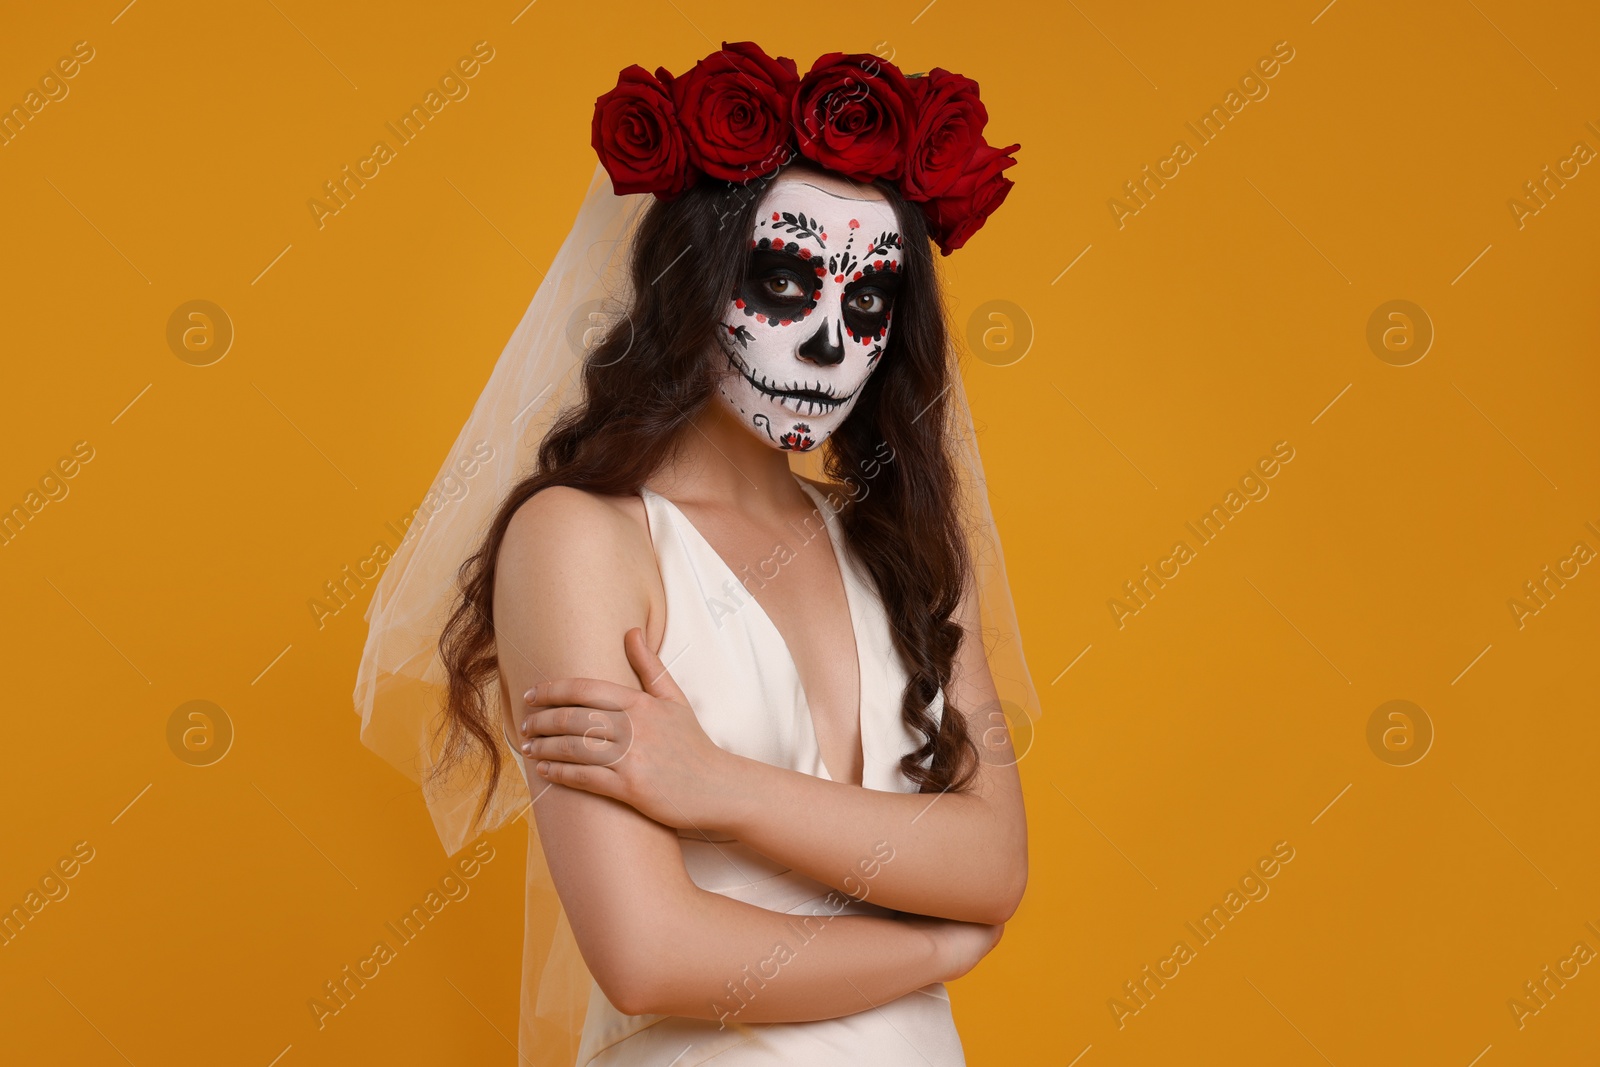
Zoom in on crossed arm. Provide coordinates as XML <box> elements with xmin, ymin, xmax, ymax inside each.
<box><xmin>494</xmin><ymin>488</ymin><xmax>1021</xmax><ymax>1018</ymax></box>
<box><xmin>694</xmin><ymin>571</ymin><xmax>1028</xmax><ymax>926</ymax></box>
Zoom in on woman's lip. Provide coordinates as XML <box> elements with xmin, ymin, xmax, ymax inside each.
<box><xmin>734</xmin><ymin>361</ymin><xmax>847</xmax><ymax>408</ymax></box>
<box><xmin>769</xmin><ymin>385</ymin><xmax>838</xmax><ymax>403</ymax></box>
<box><xmin>721</xmin><ymin>346</ymin><xmax>865</xmax><ymax>415</ymax></box>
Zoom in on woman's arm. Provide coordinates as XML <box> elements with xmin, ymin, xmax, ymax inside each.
<box><xmin>495</xmin><ymin>489</ymin><xmax>997</xmax><ymax>1019</ymax></box>
<box><xmin>715</xmin><ymin>580</ymin><xmax>1028</xmax><ymax>925</ymax></box>
<box><xmin>524</xmin><ymin>565</ymin><xmax>1029</xmax><ymax>926</ymax></box>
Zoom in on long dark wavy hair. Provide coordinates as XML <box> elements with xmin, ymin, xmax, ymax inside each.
<box><xmin>436</xmin><ymin>158</ymin><xmax>980</xmax><ymax>830</ymax></box>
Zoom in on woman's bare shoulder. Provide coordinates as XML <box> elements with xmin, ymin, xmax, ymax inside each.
<box><xmin>505</xmin><ymin>483</ymin><xmax>644</xmax><ymax>532</ymax></box>
<box><xmin>501</xmin><ymin>484</ymin><xmax>651</xmax><ymax>574</ymax></box>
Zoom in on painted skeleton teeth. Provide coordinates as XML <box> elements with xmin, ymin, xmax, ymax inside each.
<box><xmin>778</xmin><ymin>395</ymin><xmax>837</xmax><ymax>417</ymax></box>
<box><xmin>723</xmin><ymin>347</ymin><xmax>858</xmax><ymax>416</ymax></box>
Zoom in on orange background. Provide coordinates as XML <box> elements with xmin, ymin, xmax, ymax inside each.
<box><xmin>2</xmin><ymin>1</ymin><xmax>1596</xmax><ymax>1064</ymax></box>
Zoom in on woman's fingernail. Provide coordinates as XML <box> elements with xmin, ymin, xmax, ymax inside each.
<box><xmin>524</xmin><ymin>686</ymin><xmax>537</xmax><ymax>702</ymax></box>
<box><xmin>522</xmin><ymin>742</ymin><xmax>534</xmax><ymax>755</ymax></box>
<box><xmin>536</xmin><ymin>761</ymin><xmax>551</xmax><ymax>775</ymax></box>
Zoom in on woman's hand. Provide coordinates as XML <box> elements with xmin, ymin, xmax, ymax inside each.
<box><xmin>520</xmin><ymin>627</ymin><xmax>739</xmax><ymax>830</ymax></box>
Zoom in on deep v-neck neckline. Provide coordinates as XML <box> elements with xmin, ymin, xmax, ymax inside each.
<box><xmin>645</xmin><ymin>475</ymin><xmax>867</xmax><ymax>786</ymax></box>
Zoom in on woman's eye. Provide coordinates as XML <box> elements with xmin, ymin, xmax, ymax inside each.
<box><xmin>851</xmin><ymin>291</ymin><xmax>886</xmax><ymax>314</ymax></box>
<box><xmin>764</xmin><ymin>276</ymin><xmax>805</xmax><ymax>299</ymax></box>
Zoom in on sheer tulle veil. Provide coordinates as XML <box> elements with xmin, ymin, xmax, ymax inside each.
<box><xmin>353</xmin><ymin>159</ymin><xmax>1041</xmax><ymax>1063</ymax></box>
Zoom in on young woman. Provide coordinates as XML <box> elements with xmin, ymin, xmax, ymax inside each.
<box><xmin>358</xmin><ymin>45</ymin><xmax>1034</xmax><ymax>1066</ymax></box>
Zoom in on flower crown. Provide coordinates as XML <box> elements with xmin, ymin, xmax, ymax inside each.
<box><xmin>591</xmin><ymin>42</ymin><xmax>1020</xmax><ymax>256</ymax></box>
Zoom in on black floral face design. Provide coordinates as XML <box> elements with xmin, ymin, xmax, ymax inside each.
<box><xmin>713</xmin><ymin>173</ymin><xmax>903</xmax><ymax>452</ymax></box>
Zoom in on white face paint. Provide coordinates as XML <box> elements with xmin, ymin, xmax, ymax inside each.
<box><xmin>713</xmin><ymin>171</ymin><xmax>904</xmax><ymax>452</ymax></box>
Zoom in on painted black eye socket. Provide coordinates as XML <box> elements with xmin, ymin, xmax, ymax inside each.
<box><xmin>841</xmin><ymin>289</ymin><xmax>894</xmax><ymax>339</ymax></box>
<box><xmin>849</xmin><ymin>290</ymin><xmax>889</xmax><ymax>314</ymax></box>
<box><xmin>740</xmin><ymin>254</ymin><xmax>821</xmax><ymax>321</ymax></box>
<box><xmin>762</xmin><ymin>274</ymin><xmax>811</xmax><ymax>302</ymax></box>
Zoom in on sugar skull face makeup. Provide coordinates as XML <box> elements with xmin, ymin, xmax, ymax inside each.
<box><xmin>713</xmin><ymin>169</ymin><xmax>904</xmax><ymax>452</ymax></box>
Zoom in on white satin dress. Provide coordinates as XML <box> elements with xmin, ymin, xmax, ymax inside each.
<box><xmin>572</xmin><ymin>475</ymin><xmax>965</xmax><ymax>1066</ymax></box>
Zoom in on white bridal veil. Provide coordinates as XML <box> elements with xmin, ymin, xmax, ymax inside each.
<box><xmin>353</xmin><ymin>159</ymin><xmax>1041</xmax><ymax>1063</ymax></box>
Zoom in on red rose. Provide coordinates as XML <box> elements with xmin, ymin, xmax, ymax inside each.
<box><xmin>920</xmin><ymin>140</ymin><xmax>1020</xmax><ymax>255</ymax></box>
<box><xmin>792</xmin><ymin>53</ymin><xmax>918</xmax><ymax>183</ymax></box>
<box><xmin>673</xmin><ymin>42</ymin><xmax>799</xmax><ymax>183</ymax></box>
<box><xmin>901</xmin><ymin>68</ymin><xmax>990</xmax><ymax>201</ymax></box>
<box><xmin>591</xmin><ymin>64</ymin><xmax>697</xmax><ymax>200</ymax></box>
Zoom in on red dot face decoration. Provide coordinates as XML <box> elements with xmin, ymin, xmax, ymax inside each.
<box><xmin>714</xmin><ymin>167</ymin><xmax>904</xmax><ymax>453</ymax></box>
